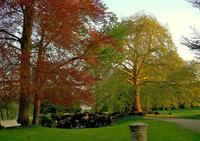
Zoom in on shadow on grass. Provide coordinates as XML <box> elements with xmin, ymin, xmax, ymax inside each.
<box><xmin>182</xmin><ymin>115</ymin><xmax>200</xmax><ymax>120</ymax></box>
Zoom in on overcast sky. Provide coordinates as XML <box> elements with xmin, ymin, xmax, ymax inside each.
<box><xmin>103</xmin><ymin>0</ymin><xmax>200</xmax><ymax>60</ymax></box>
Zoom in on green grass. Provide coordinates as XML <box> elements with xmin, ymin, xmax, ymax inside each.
<box><xmin>0</xmin><ymin>117</ymin><xmax>199</xmax><ymax>141</ymax></box>
<box><xmin>151</xmin><ymin>107</ymin><xmax>200</xmax><ymax>119</ymax></box>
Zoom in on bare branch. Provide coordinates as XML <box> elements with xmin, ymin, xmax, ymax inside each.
<box><xmin>0</xmin><ymin>29</ymin><xmax>21</xmax><ymax>42</ymax></box>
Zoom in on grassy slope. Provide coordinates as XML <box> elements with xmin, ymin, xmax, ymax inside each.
<box><xmin>0</xmin><ymin>117</ymin><xmax>200</xmax><ymax>141</ymax></box>
<box><xmin>152</xmin><ymin>107</ymin><xmax>200</xmax><ymax>119</ymax></box>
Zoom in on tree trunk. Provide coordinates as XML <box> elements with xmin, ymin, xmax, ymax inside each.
<box><xmin>5</xmin><ymin>103</ymin><xmax>9</xmax><ymax>120</ymax></box>
<box><xmin>0</xmin><ymin>107</ymin><xmax>4</xmax><ymax>120</ymax></box>
<box><xmin>134</xmin><ymin>85</ymin><xmax>142</xmax><ymax>112</ymax></box>
<box><xmin>32</xmin><ymin>93</ymin><xmax>40</xmax><ymax>125</ymax></box>
<box><xmin>18</xmin><ymin>50</ymin><xmax>31</xmax><ymax>126</ymax></box>
<box><xmin>32</xmin><ymin>42</ymin><xmax>45</xmax><ymax>126</ymax></box>
<box><xmin>18</xmin><ymin>2</ymin><xmax>35</xmax><ymax>126</ymax></box>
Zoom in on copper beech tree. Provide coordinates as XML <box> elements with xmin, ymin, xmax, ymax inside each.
<box><xmin>0</xmin><ymin>0</ymin><xmax>107</xmax><ymax>126</ymax></box>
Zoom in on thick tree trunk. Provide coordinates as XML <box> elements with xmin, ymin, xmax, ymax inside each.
<box><xmin>134</xmin><ymin>85</ymin><xmax>143</xmax><ymax>112</ymax></box>
<box><xmin>18</xmin><ymin>2</ymin><xmax>34</xmax><ymax>126</ymax></box>
<box><xmin>18</xmin><ymin>50</ymin><xmax>31</xmax><ymax>126</ymax></box>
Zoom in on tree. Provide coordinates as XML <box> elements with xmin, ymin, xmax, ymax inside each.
<box><xmin>168</xmin><ymin>61</ymin><xmax>200</xmax><ymax>108</ymax></box>
<box><xmin>30</xmin><ymin>2</ymin><xmax>106</xmax><ymax>125</ymax></box>
<box><xmin>0</xmin><ymin>0</ymin><xmax>105</xmax><ymax>126</ymax></box>
<box><xmin>183</xmin><ymin>0</ymin><xmax>200</xmax><ymax>59</ymax></box>
<box><xmin>92</xmin><ymin>69</ymin><xmax>134</xmax><ymax>113</ymax></box>
<box><xmin>1</xmin><ymin>1</ymin><xmax>35</xmax><ymax>125</ymax></box>
<box><xmin>141</xmin><ymin>61</ymin><xmax>199</xmax><ymax>111</ymax></box>
<box><xmin>115</xmin><ymin>14</ymin><xmax>179</xmax><ymax>112</ymax></box>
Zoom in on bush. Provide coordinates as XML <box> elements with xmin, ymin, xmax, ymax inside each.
<box><xmin>154</xmin><ymin>111</ymin><xmax>160</xmax><ymax>115</ymax></box>
<box><xmin>40</xmin><ymin>114</ymin><xmax>55</xmax><ymax>127</ymax></box>
<box><xmin>40</xmin><ymin>112</ymin><xmax>122</xmax><ymax>129</ymax></box>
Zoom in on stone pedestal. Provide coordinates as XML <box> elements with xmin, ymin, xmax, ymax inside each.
<box><xmin>129</xmin><ymin>123</ymin><xmax>148</xmax><ymax>141</ymax></box>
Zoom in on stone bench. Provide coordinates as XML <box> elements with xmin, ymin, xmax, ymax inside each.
<box><xmin>0</xmin><ymin>120</ymin><xmax>21</xmax><ymax>128</ymax></box>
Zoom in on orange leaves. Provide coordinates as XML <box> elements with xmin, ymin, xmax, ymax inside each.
<box><xmin>82</xmin><ymin>29</ymin><xmax>115</xmax><ymax>65</ymax></box>
<box><xmin>85</xmin><ymin>55</ymin><xmax>98</xmax><ymax>65</ymax></box>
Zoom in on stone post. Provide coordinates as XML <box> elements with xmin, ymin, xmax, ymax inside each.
<box><xmin>128</xmin><ymin>123</ymin><xmax>148</xmax><ymax>141</ymax></box>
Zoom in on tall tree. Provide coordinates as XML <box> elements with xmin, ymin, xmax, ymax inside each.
<box><xmin>0</xmin><ymin>0</ymin><xmax>105</xmax><ymax>126</ymax></box>
<box><xmin>115</xmin><ymin>14</ymin><xmax>179</xmax><ymax>112</ymax></box>
<box><xmin>1</xmin><ymin>0</ymin><xmax>35</xmax><ymax>126</ymax></box>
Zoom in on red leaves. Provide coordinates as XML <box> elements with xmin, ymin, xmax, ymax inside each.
<box><xmin>82</xmin><ymin>29</ymin><xmax>115</xmax><ymax>65</ymax></box>
<box><xmin>35</xmin><ymin>0</ymin><xmax>104</xmax><ymax>49</ymax></box>
<box><xmin>0</xmin><ymin>0</ymin><xmax>109</xmax><ymax>108</ymax></box>
<box><xmin>79</xmin><ymin>0</ymin><xmax>104</xmax><ymax>18</ymax></box>
<box><xmin>39</xmin><ymin>67</ymin><xmax>96</xmax><ymax>106</ymax></box>
<box><xmin>0</xmin><ymin>44</ymin><xmax>20</xmax><ymax>104</ymax></box>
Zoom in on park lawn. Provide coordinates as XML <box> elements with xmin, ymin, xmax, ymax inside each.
<box><xmin>0</xmin><ymin>117</ymin><xmax>200</xmax><ymax>141</ymax></box>
<box><xmin>150</xmin><ymin>107</ymin><xmax>200</xmax><ymax>119</ymax></box>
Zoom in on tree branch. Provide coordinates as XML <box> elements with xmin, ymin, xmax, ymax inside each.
<box><xmin>0</xmin><ymin>29</ymin><xmax>21</xmax><ymax>42</ymax></box>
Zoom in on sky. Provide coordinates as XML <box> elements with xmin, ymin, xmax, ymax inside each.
<box><xmin>103</xmin><ymin>0</ymin><xmax>200</xmax><ymax>60</ymax></box>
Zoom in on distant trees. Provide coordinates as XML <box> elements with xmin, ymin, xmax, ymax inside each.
<box><xmin>142</xmin><ymin>61</ymin><xmax>200</xmax><ymax>111</ymax></box>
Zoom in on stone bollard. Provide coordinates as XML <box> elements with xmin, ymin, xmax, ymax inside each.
<box><xmin>128</xmin><ymin>123</ymin><xmax>148</xmax><ymax>141</ymax></box>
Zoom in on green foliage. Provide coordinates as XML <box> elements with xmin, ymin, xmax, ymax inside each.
<box><xmin>82</xmin><ymin>11</ymin><xmax>200</xmax><ymax>114</ymax></box>
<box><xmin>0</xmin><ymin>104</ymin><xmax>18</xmax><ymax>120</ymax></box>
<box><xmin>40</xmin><ymin>114</ymin><xmax>55</xmax><ymax>127</ymax></box>
<box><xmin>141</xmin><ymin>61</ymin><xmax>200</xmax><ymax>111</ymax></box>
<box><xmin>91</xmin><ymin>12</ymin><xmax>200</xmax><ymax>112</ymax></box>
<box><xmin>93</xmin><ymin>71</ymin><xmax>134</xmax><ymax>112</ymax></box>
<box><xmin>41</xmin><ymin>101</ymin><xmax>81</xmax><ymax>114</ymax></box>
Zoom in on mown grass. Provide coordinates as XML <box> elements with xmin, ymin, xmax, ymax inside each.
<box><xmin>151</xmin><ymin>107</ymin><xmax>200</xmax><ymax>119</ymax></box>
<box><xmin>0</xmin><ymin>117</ymin><xmax>199</xmax><ymax>141</ymax></box>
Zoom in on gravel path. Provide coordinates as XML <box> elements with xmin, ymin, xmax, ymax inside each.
<box><xmin>145</xmin><ymin>117</ymin><xmax>200</xmax><ymax>132</ymax></box>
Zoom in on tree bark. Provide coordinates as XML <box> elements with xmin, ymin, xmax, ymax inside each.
<box><xmin>134</xmin><ymin>85</ymin><xmax>143</xmax><ymax>112</ymax></box>
<box><xmin>18</xmin><ymin>51</ymin><xmax>31</xmax><ymax>126</ymax></box>
<box><xmin>32</xmin><ymin>42</ymin><xmax>45</xmax><ymax>126</ymax></box>
<box><xmin>0</xmin><ymin>107</ymin><xmax>4</xmax><ymax>120</ymax></box>
<box><xmin>32</xmin><ymin>92</ymin><xmax>40</xmax><ymax>125</ymax></box>
<box><xmin>5</xmin><ymin>103</ymin><xmax>9</xmax><ymax>120</ymax></box>
<box><xmin>18</xmin><ymin>2</ymin><xmax>35</xmax><ymax>126</ymax></box>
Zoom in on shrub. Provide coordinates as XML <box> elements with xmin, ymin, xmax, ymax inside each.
<box><xmin>40</xmin><ymin>114</ymin><xmax>55</xmax><ymax>127</ymax></box>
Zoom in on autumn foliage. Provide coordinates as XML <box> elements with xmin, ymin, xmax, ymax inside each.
<box><xmin>0</xmin><ymin>0</ymin><xmax>112</xmax><ymax>126</ymax></box>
